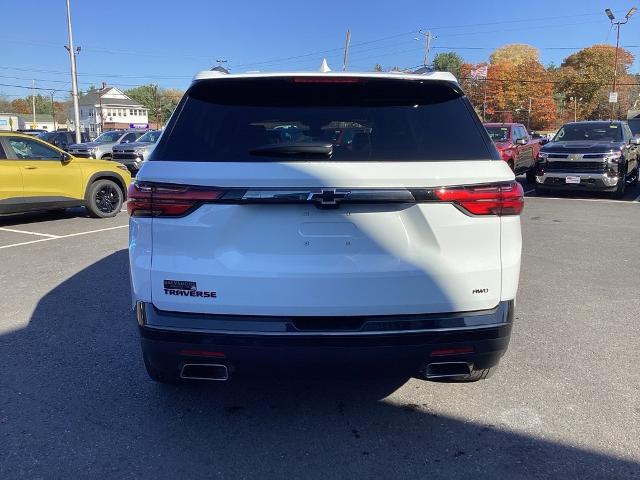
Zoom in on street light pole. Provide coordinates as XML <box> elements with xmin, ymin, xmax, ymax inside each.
<box><xmin>605</xmin><ymin>7</ymin><xmax>637</xmax><ymax>120</ymax></box>
<box><xmin>569</xmin><ymin>97</ymin><xmax>583</xmax><ymax>122</ymax></box>
<box><xmin>65</xmin><ymin>0</ymin><xmax>82</xmax><ymax>144</ymax></box>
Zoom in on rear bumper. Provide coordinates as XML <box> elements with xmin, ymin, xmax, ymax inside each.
<box><xmin>137</xmin><ymin>301</ymin><xmax>514</xmax><ymax>378</ymax></box>
<box><xmin>536</xmin><ymin>172</ymin><xmax>619</xmax><ymax>191</ymax></box>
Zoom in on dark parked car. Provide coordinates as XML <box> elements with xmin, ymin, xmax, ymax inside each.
<box><xmin>16</xmin><ymin>129</ymin><xmax>47</xmax><ymax>137</ymax></box>
<box><xmin>38</xmin><ymin>130</ymin><xmax>91</xmax><ymax>151</ymax></box>
<box><xmin>535</xmin><ymin>121</ymin><xmax>640</xmax><ymax>198</ymax></box>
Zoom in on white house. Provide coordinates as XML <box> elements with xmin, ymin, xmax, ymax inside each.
<box><xmin>0</xmin><ymin>113</ymin><xmax>67</xmax><ymax>132</ymax></box>
<box><xmin>69</xmin><ymin>83</ymin><xmax>149</xmax><ymax>136</ymax></box>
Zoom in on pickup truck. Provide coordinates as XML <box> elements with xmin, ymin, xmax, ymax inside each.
<box><xmin>534</xmin><ymin>120</ymin><xmax>640</xmax><ymax>198</ymax></box>
<box><xmin>484</xmin><ymin>123</ymin><xmax>540</xmax><ymax>182</ymax></box>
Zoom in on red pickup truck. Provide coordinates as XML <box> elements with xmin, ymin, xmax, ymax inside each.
<box><xmin>484</xmin><ymin>123</ymin><xmax>541</xmax><ymax>182</ymax></box>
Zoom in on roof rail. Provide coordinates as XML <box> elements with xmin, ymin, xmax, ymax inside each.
<box><xmin>210</xmin><ymin>66</ymin><xmax>229</xmax><ymax>74</ymax></box>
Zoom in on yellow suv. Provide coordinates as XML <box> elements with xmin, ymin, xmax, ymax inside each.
<box><xmin>0</xmin><ymin>132</ymin><xmax>131</xmax><ymax>218</ymax></box>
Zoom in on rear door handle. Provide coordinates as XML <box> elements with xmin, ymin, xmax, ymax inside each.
<box><xmin>24</xmin><ymin>165</ymin><xmax>37</xmax><ymax>169</ymax></box>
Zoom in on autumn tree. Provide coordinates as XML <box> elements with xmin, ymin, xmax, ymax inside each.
<box><xmin>556</xmin><ymin>44</ymin><xmax>635</xmax><ymax>120</ymax></box>
<box><xmin>481</xmin><ymin>44</ymin><xmax>556</xmax><ymax>129</ymax></box>
<box><xmin>490</xmin><ymin>44</ymin><xmax>539</xmax><ymax>66</ymax></box>
<box><xmin>10</xmin><ymin>98</ymin><xmax>30</xmax><ymax>114</ymax></box>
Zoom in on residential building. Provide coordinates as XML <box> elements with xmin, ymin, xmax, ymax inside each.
<box><xmin>0</xmin><ymin>113</ymin><xmax>66</xmax><ymax>132</ymax></box>
<box><xmin>69</xmin><ymin>83</ymin><xmax>149</xmax><ymax>136</ymax></box>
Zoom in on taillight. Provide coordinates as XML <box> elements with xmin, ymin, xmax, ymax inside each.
<box><xmin>434</xmin><ymin>182</ymin><xmax>524</xmax><ymax>216</ymax></box>
<box><xmin>127</xmin><ymin>183</ymin><xmax>224</xmax><ymax>217</ymax></box>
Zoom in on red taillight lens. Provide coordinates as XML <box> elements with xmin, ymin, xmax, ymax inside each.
<box><xmin>127</xmin><ymin>183</ymin><xmax>224</xmax><ymax>217</ymax></box>
<box><xmin>434</xmin><ymin>182</ymin><xmax>524</xmax><ymax>216</ymax></box>
<box><xmin>127</xmin><ymin>183</ymin><xmax>153</xmax><ymax>216</ymax></box>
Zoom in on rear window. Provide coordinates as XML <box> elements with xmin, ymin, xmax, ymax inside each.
<box><xmin>152</xmin><ymin>77</ymin><xmax>495</xmax><ymax>162</ymax></box>
<box><xmin>628</xmin><ymin>119</ymin><xmax>640</xmax><ymax>136</ymax></box>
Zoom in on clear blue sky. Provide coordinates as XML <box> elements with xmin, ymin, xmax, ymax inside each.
<box><xmin>1</xmin><ymin>0</ymin><xmax>638</xmax><ymax>101</ymax></box>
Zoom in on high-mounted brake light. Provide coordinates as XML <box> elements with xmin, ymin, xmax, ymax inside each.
<box><xmin>292</xmin><ymin>77</ymin><xmax>362</xmax><ymax>84</ymax></box>
<box><xmin>434</xmin><ymin>182</ymin><xmax>524</xmax><ymax>216</ymax></box>
<box><xmin>127</xmin><ymin>183</ymin><xmax>225</xmax><ymax>217</ymax></box>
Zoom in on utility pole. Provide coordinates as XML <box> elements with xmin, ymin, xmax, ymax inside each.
<box><xmin>153</xmin><ymin>84</ymin><xmax>160</xmax><ymax>129</ymax></box>
<box><xmin>50</xmin><ymin>91</ymin><xmax>57</xmax><ymax>131</ymax></box>
<box><xmin>605</xmin><ymin>7</ymin><xmax>637</xmax><ymax>120</ymax></box>
<box><xmin>527</xmin><ymin>98</ymin><xmax>532</xmax><ymax>131</ymax></box>
<box><xmin>422</xmin><ymin>31</ymin><xmax>435</xmax><ymax>67</ymax></box>
<box><xmin>342</xmin><ymin>29</ymin><xmax>351</xmax><ymax>71</ymax></box>
<box><xmin>98</xmin><ymin>91</ymin><xmax>104</xmax><ymax>135</ymax></box>
<box><xmin>31</xmin><ymin>80</ymin><xmax>36</xmax><ymax>129</ymax></box>
<box><xmin>65</xmin><ymin>0</ymin><xmax>82</xmax><ymax>144</ymax></box>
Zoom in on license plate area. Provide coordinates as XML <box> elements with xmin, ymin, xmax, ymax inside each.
<box><xmin>565</xmin><ymin>176</ymin><xmax>581</xmax><ymax>184</ymax></box>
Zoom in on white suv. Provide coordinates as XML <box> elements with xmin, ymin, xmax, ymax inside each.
<box><xmin>128</xmin><ymin>71</ymin><xmax>523</xmax><ymax>383</ymax></box>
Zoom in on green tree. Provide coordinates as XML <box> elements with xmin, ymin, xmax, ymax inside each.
<box><xmin>125</xmin><ymin>85</ymin><xmax>184</xmax><ymax>126</ymax></box>
<box><xmin>432</xmin><ymin>52</ymin><xmax>464</xmax><ymax>77</ymax></box>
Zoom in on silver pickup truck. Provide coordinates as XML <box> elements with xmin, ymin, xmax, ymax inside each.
<box><xmin>68</xmin><ymin>130</ymin><xmax>147</xmax><ymax>159</ymax></box>
<box><xmin>111</xmin><ymin>130</ymin><xmax>162</xmax><ymax>173</ymax></box>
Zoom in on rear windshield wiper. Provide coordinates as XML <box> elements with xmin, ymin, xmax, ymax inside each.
<box><xmin>249</xmin><ymin>142</ymin><xmax>333</xmax><ymax>158</ymax></box>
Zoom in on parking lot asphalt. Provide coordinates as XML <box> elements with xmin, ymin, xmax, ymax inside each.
<box><xmin>0</xmin><ymin>180</ymin><xmax>639</xmax><ymax>479</ymax></box>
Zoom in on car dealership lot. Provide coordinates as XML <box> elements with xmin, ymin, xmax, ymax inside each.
<box><xmin>0</xmin><ymin>183</ymin><xmax>639</xmax><ymax>479</ymax></box>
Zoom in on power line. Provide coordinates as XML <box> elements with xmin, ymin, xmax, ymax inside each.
<box><xmin>0</xmin><ymin>82</ymin><xmax>71</xmax><ymax>92</ymax></box>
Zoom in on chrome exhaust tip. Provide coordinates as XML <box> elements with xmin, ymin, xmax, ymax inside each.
<box><xmin>424</xmin><ymin>362</ymin><xmax>472</xmax><ymax>380</ymax></box>
<box><xmin>180</xmin><ymin>363</ymin><xmax>229</xmax><ymax>381</ymax></box>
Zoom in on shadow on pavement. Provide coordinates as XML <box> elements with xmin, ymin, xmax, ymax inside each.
<box><xmin>1</xmin><ymin>250</ymin><xmax>638</xmax><ymax>478</ymax></box>
<box><xmin>0</xmin><ymin>206</ymin><xmax>91</xmax><ymax>227</ymax></box>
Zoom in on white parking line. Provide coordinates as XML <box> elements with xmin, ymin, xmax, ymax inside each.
<box><xmin>634</xmin><ymin>192</ymin><xmax>640</xmax><ymax>202</ymax></box>
<box><xmin>0</xmin><ymin>227</ymin><xmax>60</xmax><ymax>238</ymax></box>
<box><xmin>0</xmin><ymin>225</ymin><xmax>128</xmax><ymax>250</ymax></box>
<box><xmin>524</xmin><ymin>189</ymin><xmax>535</xmax><ymax>194</ymax></box>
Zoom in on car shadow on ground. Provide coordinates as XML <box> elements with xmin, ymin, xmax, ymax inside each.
<box><xmin>0</xmin><ymin>206</ymin><xmax>92</xmax><ymax>227</ymax></box>
<box><xmin>1</xmin><ymin>250</ymin><xmax>638</xmax><ymax>478</ymax></box>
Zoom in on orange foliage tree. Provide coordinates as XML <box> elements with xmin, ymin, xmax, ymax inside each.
<box><xmin>555</xmin><ymin>44</ymin><xmax>635</xmax><ymax>120</ymax></box>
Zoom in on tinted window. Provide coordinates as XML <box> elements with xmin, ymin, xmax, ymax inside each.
<box><xmin>554</xmin><ymin>122</ymin><xmax>623</xmax><ymax>142</ymax></box>
<box><xmin>37</xmin><ymin>131</ymin><xmax>56</xmax><ymax>142</ymax></box>
<box><xmin>120</xmin><ymin>132</ymin><xmax>138</xmax><ymax>143</ymax></box>
<box><xmin>7</xmin><ymin>137</ymin><xmax>61</xmax><ymax>160</ymax></box>
<box><xmin>153</xmin><ymin>77</ymin><xmax>495</xmax><ymax>162</ymax></box>
<box><xmin>0</xmin><ymin>143</ymin><xmax>6</xmax><ymax>159</ymax></box>
<box><xmin>628</xmin><ymin>119</ymin><xmax>640</xmax><ymax>136</ymax></box>
<box><xmin>95</xmin><ymin>131</ymin><xmax>123</xmax><ymax>142</ymax></box>
<box><xmin>137</xmin><ymin>130</ymin><xmax>162</xmax><ymax>143</ymax></box>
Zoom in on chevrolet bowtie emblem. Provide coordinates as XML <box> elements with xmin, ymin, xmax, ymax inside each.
<box><xmin>307</xmin><ymin>189</ymin><xmax>351</xmax><ymax>205</ymax></box>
